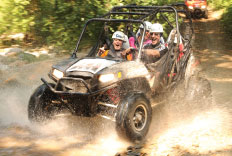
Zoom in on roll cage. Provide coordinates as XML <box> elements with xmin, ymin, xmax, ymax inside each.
<box><xmin>72</xmin><ymin>3</ymin><xmax>193</xmax><ymax>59</ymax></box>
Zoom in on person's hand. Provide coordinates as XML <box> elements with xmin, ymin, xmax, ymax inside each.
<box><xmin>121</xmin><ymin>47</ymin><xmax>133</xmax><ymax>56</ymax></box>
<box><xmin>98</xmin><ymin>47</ymin><xmax>105</xmax><ymax>56</ymax></box>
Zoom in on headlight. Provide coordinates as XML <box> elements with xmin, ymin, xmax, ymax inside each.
<box><xmin>188</xmin><ymin>6</ymin><xmax>193</xmax><ymax>9</ymax></box>
<box><xmin>53</xmin><ymin>69</ymin><xmax>64</xmax><ymax>79</ymax></box>
<box><xmin>201</xmin><ymin>5</ymin><xmax>206</xmax><ymax>9</ymax></box>
<box><xmin>99</xmin><ymin>74</ymin><xmax>115</xmax><ymax>83</ymax></box>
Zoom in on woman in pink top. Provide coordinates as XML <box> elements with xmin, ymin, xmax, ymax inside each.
<box><xmin>129</xmin><ymin>21</ymin><xmax>152</xmax><ymax>48</ymax></box>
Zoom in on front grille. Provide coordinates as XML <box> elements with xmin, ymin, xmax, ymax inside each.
<box><xmin>57</xmin><ymin>77</ymin><xmax>91</xmax><ymax>93</ymax></box>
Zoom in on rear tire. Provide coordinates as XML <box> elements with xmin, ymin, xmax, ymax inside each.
<box><xmin>28</xmin><ymin>83</ymin><xmax>58</xmax><ymax>122</ymax></box>
<box><xmin>116</xmin><ymin>93</ymin><xmax>152</xmax><ymax>142</ymax></box>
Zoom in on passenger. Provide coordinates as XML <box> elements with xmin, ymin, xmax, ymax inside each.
<box><xmin>129</xmin><ymin>21</ymin><xmax>152</xmax><ymax>49</ymax></box>
<box><xmin>142</xmin><ymin>23</ymin><xmax>168</xmax><ymax>63</ymax></box>
<box><xmin>98</xmin><ymin>31</ymin><xmax>133</xmax><ymax>59</ymax></box>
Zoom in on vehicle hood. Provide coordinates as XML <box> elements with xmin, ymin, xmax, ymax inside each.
<box><xmin>52</xmin><ymin>57</ymin><xmax>77</xmax><ymax>72</ymax></box>
<box><xmin>66</xmin><ymin>58</ymin><xmax>117</xmax><ymax>74</ymax></box>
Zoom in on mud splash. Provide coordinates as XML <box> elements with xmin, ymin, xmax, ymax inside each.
<box><xmin>0</xmin><ymin>117</ymin><xmax>130</xmax><ymax>156</ymax></box>
<box><xmin>144</xmin><ymin>103</ymin><xmax>232</xmax><ymax>156</ymax></box>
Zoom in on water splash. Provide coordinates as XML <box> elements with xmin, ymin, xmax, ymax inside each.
<box><xmin>145</xmin><ymin>105</ymin><xmax>232</xmax><ymax>156</ymax></box>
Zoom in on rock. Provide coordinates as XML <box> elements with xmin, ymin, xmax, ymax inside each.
<box><xmin>116</xmin><ymin>145</ymin><xmax>147</xmax><ymax>156</ymax></box>
<box><xmin>5</xmin><ymin>48</ymin><xmax>23</xmax><ymax>56</ymax></box>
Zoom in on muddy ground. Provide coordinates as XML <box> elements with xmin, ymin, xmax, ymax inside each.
<box><xmin>0</xmin><ymin>10</ymin><xmax>232</xmax><ymax>156</ymax></box>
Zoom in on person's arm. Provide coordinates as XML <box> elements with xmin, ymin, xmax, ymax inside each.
<box><xmin>143</xmin><ymin>49</ymin><xmax>161</xmax><ymax>57</ymax></box>
<box><xmin>143</xmin><ymin>44</ymin><xmax>168</xmax><ymax>58</ymax></box>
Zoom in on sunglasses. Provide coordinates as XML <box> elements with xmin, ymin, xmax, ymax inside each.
<box><xmin>150</xmin><ymin>32</ymin><xmax>160</xmax><ymax>36</ymax></box>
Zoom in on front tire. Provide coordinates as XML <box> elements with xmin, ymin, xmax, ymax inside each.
<box><xmin>116</xmin><ymin>93</ymin><xmax>152</xmax><ymax>142</ymax></box>
<box><xmin>194</xmin><ymin>9</ymin><xmax>203</xmax><ymax>19</ymax></box>
<box><xmin>28</xmin><ymin>83</ymin><xmax>58</xmax><ymax>122</ymax></box>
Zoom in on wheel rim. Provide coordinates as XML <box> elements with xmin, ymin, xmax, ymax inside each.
<box><xmin>132</xmin><ymin>104</ymin><xmax>147</xmax><ymax>131</ymax></box>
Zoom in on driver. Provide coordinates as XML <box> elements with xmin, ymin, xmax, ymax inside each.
<box><xmin>142</xmin><ymin>23</ymin><xmax>168</xmax><ymax>93</ymax></box>
<box><xmin>98</xmin><ymin>31</ymin><xmax>133</xmax><ymax>59</ymax></box>
<box><xmin>142</xmin><ymin>23</ymin><xmax>168</xmax><ymax>63</ymax></box>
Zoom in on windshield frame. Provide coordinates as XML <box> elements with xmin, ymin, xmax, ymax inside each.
<box><xmin>72</xmin><ymin>18</ymin><xmax>146</xmax><ymax>60</ymax></box>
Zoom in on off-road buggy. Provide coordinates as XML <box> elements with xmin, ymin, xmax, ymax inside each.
<box><xmin>28</xmin><ymin>4</ymin><xmax>211</xmax><ymax>142</ymax></box>
<box><xmin>185</xmin><ymin>0</ymin><xmax>208</xmax><ymax>19</ymax></box>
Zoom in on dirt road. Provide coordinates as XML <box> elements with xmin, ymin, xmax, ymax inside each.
<box><xmin>0</xmin><ymin>9</ymin><xmax>232</xmax><ymax>156</ymax></box>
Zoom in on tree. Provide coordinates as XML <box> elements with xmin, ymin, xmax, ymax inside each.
<box><xmin>0</xmin><ymin>0</ymin><xmax>32</xmax><ymax>34</ymax></box>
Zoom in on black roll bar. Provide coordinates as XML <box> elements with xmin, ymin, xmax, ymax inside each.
<box><xmin>72</xmin><ymin>5</ymin><xmax>191</xmax><ymax>60</ymax></box>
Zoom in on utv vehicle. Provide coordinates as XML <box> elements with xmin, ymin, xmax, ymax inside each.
<box><xmin>28</xmin><ymin>4</ymin><xmax>211</xmax><ymax>142</ymax></box>
<box><xmin>185</xmin><ymin>0</ymin><xmax>208</xmax><ymax>19</ymax></box>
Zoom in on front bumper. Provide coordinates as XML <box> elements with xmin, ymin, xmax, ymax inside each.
<box><xmin>41</xmin><ymin>77</ymin><xmax>116</xmax><ymax>96</ymax></box>
<box><xmin>188</xmin><ymin>7</ymin><xmax>207</xmax><ymax>14</ymax></box>
<box><xmin>41</xmin><ymin>77</ymin><xmax>117</xmax><ymax>116</ymax></box>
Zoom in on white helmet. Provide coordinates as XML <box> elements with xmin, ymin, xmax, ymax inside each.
<box><xmin>112</xmin><ymin>31</ymin><xmax>126</xmax><ymax>41</ymax></box>
<box><xmin>150</xmin><ymin>23</ymin><xmax>164</xmax><ymax>33</ymax></box>
<box><xmin>139</xmin><ymin>21</ymin><xmax>152</xmax><ymax>31</ymax></box>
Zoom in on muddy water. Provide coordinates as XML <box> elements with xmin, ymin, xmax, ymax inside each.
<box><xmin>1</xmin><ymin>10</ymin><xmax>232</xmax><ymax>156</ymax></box>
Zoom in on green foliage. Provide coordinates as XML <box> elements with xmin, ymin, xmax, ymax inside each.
<box><xmin>0</xmin><ymin>0</ymin><xmax>32</xmax><ymax>34</ymax></box>
<box><xmin>32</xmin><ymin>0</ymin><xmax>110</xmax><ymax>49</ymax></box>
<box><xmin>208</xmin><ymin>0</ymin><xmax>232</xmax><ymax>37</ymax></box>
<box><xmin>3</xmin><ymin>0</ymin><xmax>229</xmax><ymax>50</ymax></box>
<box><xmin>208</xmin><ymin>0</ymin><xmax>232</xmax><ymax>9</ymax></box>
<box><xmin>221</xmin><ymin>2</ymin><xmax>232</xmax><ymax>37</ymax></box>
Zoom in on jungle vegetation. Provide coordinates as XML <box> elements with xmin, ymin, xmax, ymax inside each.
<box><xmin>0</xmin><ymin>0</ymin><xmax>231</xmax><ymax>50</ymax></box>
